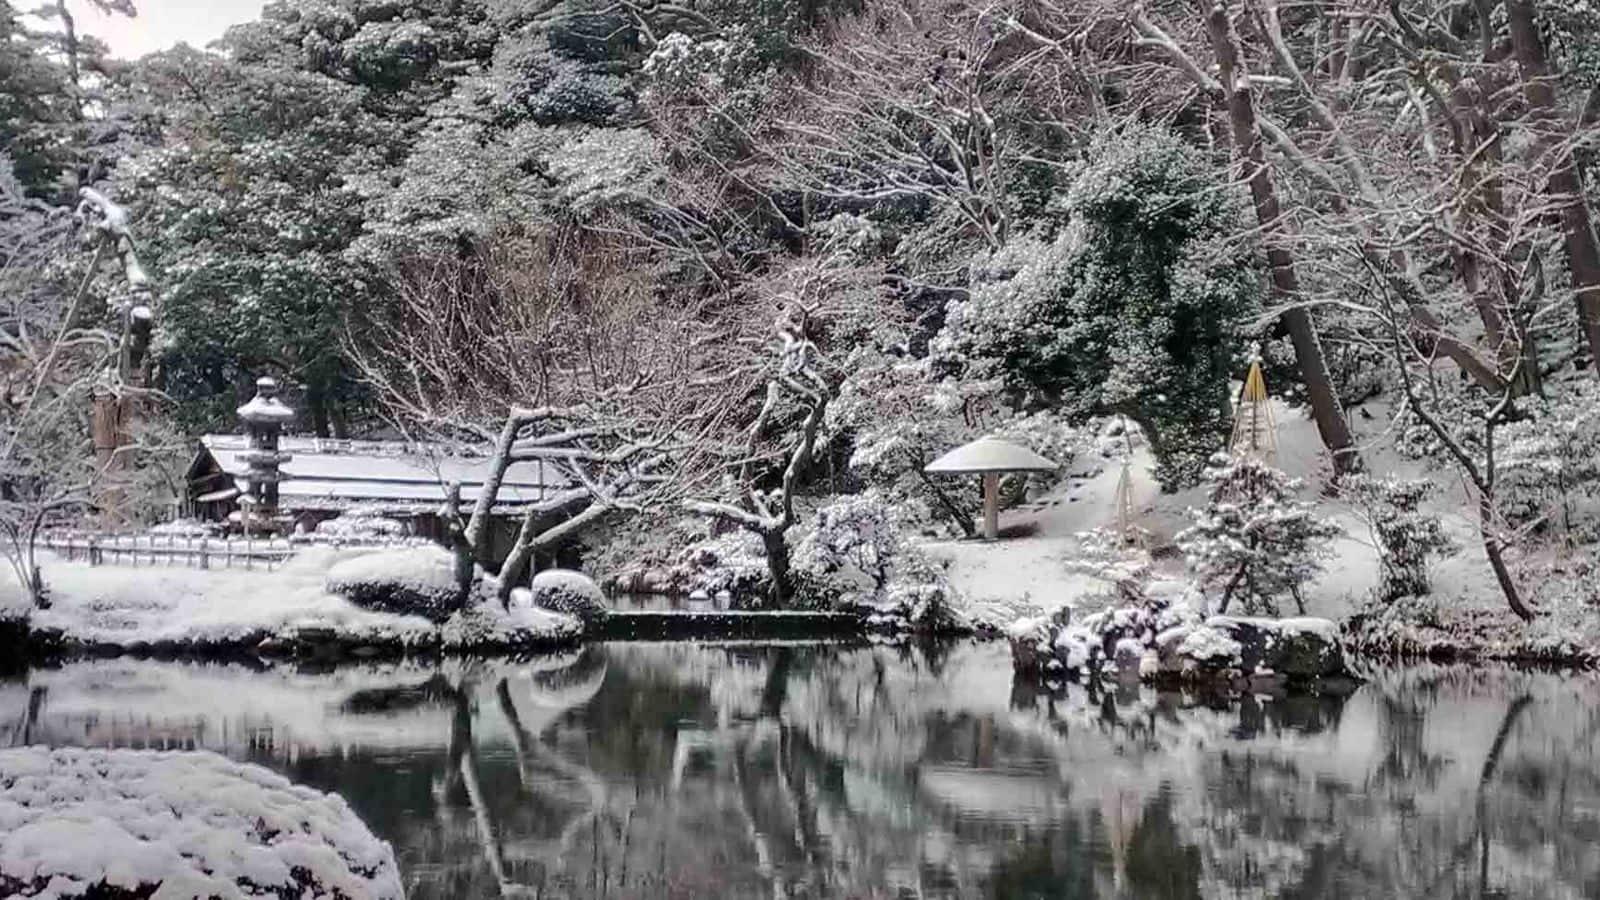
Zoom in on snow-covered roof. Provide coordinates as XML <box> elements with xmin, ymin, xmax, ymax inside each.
<box><xmin>924</xmin><ymin>436</ymin><xmax>1058</xmax><ymax>474</ymax></box>
<box><xmin>194</xmin><ymin>435</ymin><xmax>568</xmax><ymax>513</ymax></box>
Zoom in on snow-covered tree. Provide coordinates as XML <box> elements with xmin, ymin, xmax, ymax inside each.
<box><xmin>1177</xmin><ymin>454</ymin><xmax>1340</xmax><ymax>615</ymax></box>
<box><xmin>1346</xmin><ymin>475</ymin><xmax>1454</xmax><ymax>603</ymax></box>
<box><xmin>0</xmin><ymin>160</ymin><xmax>114</xmax><ymax>608</ymax></box>
<box><xmin>933</xmin><ymin>125</ymin><xmax>1258</xmax><ymax>489</ymax></box>
<box><xmin>684</xmin><ymin>297</ymin><xmax>834</xmax><ymax>607</ymax></box>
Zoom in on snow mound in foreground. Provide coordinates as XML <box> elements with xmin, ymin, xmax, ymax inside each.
<box><xmin>0</xmin><ymin>746</ymin><xmax>403</xmax><ymax>899</ymax></box>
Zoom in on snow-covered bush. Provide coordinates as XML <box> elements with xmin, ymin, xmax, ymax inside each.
<box><xmin>147</xmin><ymin>519</ymin><xmax>220</xmax><ymax>538</ymax></box>
<box><xmin>439</xmin><ymin>599</ymin><xmax>582</xmax><ymax>650</ymax></box>
<box><xmin>325</xmin><ymin>544</ymin><xmax>461</xmax><ymax>621</ymax></box>
<box><xmin>1013</xmin><ymin>587</ymin><xmax>1199</xmax><ymax>678</ymax></box>
<box><xmin>0</xmin><ymin>747</ymin><xmax>403</xmax><ymax>899</ymax></box>
<box><xmin>1346</xmin><ymin>475</ymin><xmax>1454</xmax><ymax>602</ymax></box>
<box><xmin>1176</xmin><ymin>454</ymin><xmax>1341</xmax><ymax>615</ymax></box>
<box><xmin>792</xmin><ymin>493</ymin><xmax>896</xmax><ymax>600</ymax></box>
<box><xmin>528</xmin><ymin>568</ymin><xmax>608</xmax><ymax>622</ymax></box>
<box><xmin>1066</xmin><ymin>526</ymin><xmax>1153</xmax><ymax>591</ymax></box>
<box><xmin>791</xmin><ymin>492</ymin><xmax>962</xmax><ymax>630</ymax></box>
<box><xmin>1498</xmin><ymin>378</ymin><xmax>1600</xmax><ymax>544</ymax></box>
<box><xmin>676</xmin><ymin>530</ymin><xmax>772</xmax><ymax>600</ymax></box>
<box><xmin>312</xmin><ymin>508</ymin><xmax>408</xmax><ymax>540</ymax></box>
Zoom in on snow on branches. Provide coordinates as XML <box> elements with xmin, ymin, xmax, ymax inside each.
<box><xmin>1177</xmin><ymin>454</ymin><xmax>1340</xmax><ymax>616</ymax></box>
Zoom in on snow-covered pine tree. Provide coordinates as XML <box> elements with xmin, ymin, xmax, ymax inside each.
<box><xmin>1346</xmin><ymin>475</ymin><xmax>1453</xmax><ymax>602</ymax></box>
<box><xmin>1176</xmin><ymin>453</ymin><xmax>1340</xmax><ymax>615</ymax></box>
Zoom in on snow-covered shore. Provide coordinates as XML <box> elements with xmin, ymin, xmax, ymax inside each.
<box><xmin>928</xmin><ymin>398</ymin><xmax>1600</xmax><ymax>669</ymax></box>
<box><xmin>3</xmin><ymin>547</ymin><xmax>582</xmax><ymax>660</ymax></box>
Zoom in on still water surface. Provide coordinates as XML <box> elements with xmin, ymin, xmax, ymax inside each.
<box><xmin>4</xmin><ymin>642</ymin><xmax>1599</xmax><ymax>899</ymax></box>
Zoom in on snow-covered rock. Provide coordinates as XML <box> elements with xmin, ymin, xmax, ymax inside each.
<box><xmin>1010</xmin><ymin>594</ymin><xmax>1351</xmax><ymax>687</ymax></box>
<box><xmin>326</xmin><ymin>545</ymin><xmax>462</xmax><ymax>621</ymax></box>
<box><xmin>0</xmin><ymin>746</ymin><xmax>403</xmax><ymax>899</ymax></box>
<box><xmin>528</xmin><ymin>569</ymin><xmax>609</xmax><ymax>623</ymax></box>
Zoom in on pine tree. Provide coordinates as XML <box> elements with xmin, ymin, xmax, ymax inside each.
<box><xmin>1176</xmin><ymin>453</ymin><xmax>1340</xmax><ymax>615</ymax></box>
<box><xmin>1346</xmin><ymin>475</ymin><xmax>1453</xmax><ymax>602</ymax></box>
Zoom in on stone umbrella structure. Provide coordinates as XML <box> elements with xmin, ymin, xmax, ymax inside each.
<box><xmin>925</xmin><ymin>436</ymin><xmax>1057</xmax><ymax>540</ymax></box>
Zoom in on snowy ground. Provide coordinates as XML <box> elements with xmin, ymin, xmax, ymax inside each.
<box><xmin>923</xmin><ymin>398</ymin><xmax>1544</xmax><ymax>650</ymax></box>
<box><xmin>1</xmin><ymin>546</ymin><xmax>580</xmax><ymax>653</ymax></box>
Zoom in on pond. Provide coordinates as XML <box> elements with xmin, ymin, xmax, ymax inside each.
<box><xmin>3</xmin><ymin>642</ymin><xmax>1598</xmax><ymax>899</ymax></box>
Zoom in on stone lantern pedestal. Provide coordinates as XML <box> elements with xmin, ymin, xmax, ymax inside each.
<box><xmin>236</xmin><ymin>377</ymin><xmax>295</xmax><ymax>535</ymax></box>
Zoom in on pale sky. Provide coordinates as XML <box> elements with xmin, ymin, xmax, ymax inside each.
<box><xmin>66</xmin><ymin>0</ymin><xmax>265</xmax><ymax>59</ymax></box>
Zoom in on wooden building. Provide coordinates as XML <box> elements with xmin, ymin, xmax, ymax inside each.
<box><xmin>184</xmin><ymin>435</ymin><xmax>568</xmax><ymax>561</ymax></box>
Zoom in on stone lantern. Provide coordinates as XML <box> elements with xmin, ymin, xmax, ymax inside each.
<box><xmin>237</xmin><ymin>376</ymin><xmax>295</xmax><ymax>516</ymax></box>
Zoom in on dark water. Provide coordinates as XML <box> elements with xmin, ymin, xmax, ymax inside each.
<box><xmin>4</xmin><ymin>643</ymin><xmax>1599</xmax><ymax>899</ymax></box>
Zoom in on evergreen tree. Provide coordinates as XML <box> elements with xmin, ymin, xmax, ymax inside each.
<box><xmin>1346</xmin><ymin>475</ymin><xmax>1453</xmax><ymax>602</ymax></box>
<box><xmin>114</xmin><ymin>47</ymin><xmax>396</xmax><ymax>434</ymax></box>
<box><xmin>933</xmin><ymin>125</ymin><xmax>1259</xmax><ymax>488</ymax></box>
<box><xmin>1176</xmin><ymin>453</ymin><xmax>1340</xmax><ymax>615</ymax></box>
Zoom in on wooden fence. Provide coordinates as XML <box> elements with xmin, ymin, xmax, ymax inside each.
<box><xmin>38</xmin><ymin>533</ymin><xmax>296</xmax><ymax>572</ymax></box>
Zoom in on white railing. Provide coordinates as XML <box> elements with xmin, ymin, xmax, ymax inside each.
<box><xmin>37</xmin><ymin>532</ymin><xmax>296</xmax><ymax>572</ymax></box>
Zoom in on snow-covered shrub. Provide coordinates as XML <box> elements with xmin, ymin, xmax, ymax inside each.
<box><xmin>931</xmin><ymin>125</ymin><xmax>1258</xmax><ymax>490</ymax></box>
<box><xmin>1176</xmin><ymin>454</ymin><xmax>1340</xmax><ymax>616</ymax></box>
<box><xmin>528</xmin><ymin>568</ymin><xmax>608</xmax><ymax>622</ymax></box>
<box><xmin>791</xmin><ymin>492</ymin><xmax>962</xmax><ymax>630</ymax></box>
<box><xmin>676</xmin><ymin>530</ymin><xmax>772</xmax><ymax>600</ymax></box>
<box><xmin>0</xmin><ymin>747</ymin><xmax>403</xmax><ymax>899</ymax></box>
<box><xmin>316</xmin><ymin>509</ymin><xmax>405</xmax><ymax>538</ymax></box>
<box><xmin>1066</xmin><ymin>526</ymin><xmax>1153</xmax><ymax>591</ymax></box>
<box><xmin>792</xmin><ymin>493</ymin><xmax>895</xmax><ymax>601</ymax></box>
<box><xmin>325</xmin><ymin>544</ymin><xmax>462</xmax><ymax>621</ymax></box>
<box><xmin>1015</xmin><ymin>587</ymin><xmax>1199</xmax><ymax>678</ymax></box>
<box><xmin>345</xmin><ymin>19</ymin><xmax>438</xmax><ymax>84</ymax></box>
<box><xmin>1346</xmin><ymin>475</ymin><xmax>1454</xmax><ymax>602</ymax></box>
<box><xmin>439</xmin><ymin>599</ymin><xmax>582</xmax><ymax>650</ymax></box>
<box><xmin>147</xmin><ymin>519</ymin><xmax>219</xmax><ymax>538</ymax></box>
<box><xmin>1498</xmin><ymin>377</ymin><xmax>1600</xmax><ymax>544</ymax></box>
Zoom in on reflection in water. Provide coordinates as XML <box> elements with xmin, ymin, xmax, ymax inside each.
<box><xmin>3</xmin><ymin>645</ymin><xmax>1599</xmax><ymax>898</ymax></box>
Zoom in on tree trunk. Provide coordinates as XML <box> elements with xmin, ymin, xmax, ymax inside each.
<box><xmin>1507</xmin><ymin>0</ymin><xmax>1600</xmax><ymax>374</ymax></box>
<box><xmin>444</xmin><ymin>482</ymin><xmax>475</xmax><ymax>609</ymax></box>
<box><xmin>1478</xmin><ymin>490</ymin><xmax>1533</xmax><ymax>622</ymax></box>
<box><xmin>1206</xmin><ymin>3</ymin><xmax>1359</xmax><ymax>475</ymax></box>
<box><xmin>761</xmin><ymin>528</ymin><xmax>792</xmax><ymax>608</ymax></box>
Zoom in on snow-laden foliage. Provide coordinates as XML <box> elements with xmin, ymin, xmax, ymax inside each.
<box><xmin>676</xmin><ymin>530</ymin><xmax>773</xmax><ymax>600</ymax></box>
<box><xmin>1177</xmin><ymin>454</ymin><xmax>1341</xmax><ymax>616</ymax></box>
<box><xmin>0</xmin><ymin>746</ymin><xmax>403</xmax><ymax>899</ymax></box>
<box><xmin>1012</xmin><ymin>586</ymin><xmax>1199</xmax><ymax>677</ymax></box>
<box><xmin>790</xmin><ymin>491</ymin><xmax>961</xmax><ymax>629</ymax></box>
<box><xmin>933</xmin><ymin>125</ymin><xmax>1257</xmax><ymax>489</ymax></box>
<box><xmin>1497</xmin><ymin>377</ymin><xmax>1600</xmax><ymax>543</ymax></box>
<box><xmin>1065</xmin><ymin>526</ymin><xmax>1154</xmax><ymax>589</ymax></box>
<box><xmin>1346</xmin><ymin>475</ymin><xmax>1454</xmax><ymax>602</ymax></box>
<box><xmin>306</xmin><ymin>508</ymin><xmax>407</xmax><ymax>541</ymax></box>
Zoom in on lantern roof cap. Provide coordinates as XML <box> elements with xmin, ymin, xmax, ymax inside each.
<box><xmin>237</xmin><ymin>377</ymin><xmax>295</xmax><ymax>424</ymax></box>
